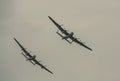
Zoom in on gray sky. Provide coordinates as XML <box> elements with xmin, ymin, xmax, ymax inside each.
<box><xmin>0</xmin><ymin>0</ymin><xmax>120</xmax><ymax>81</ymax></box>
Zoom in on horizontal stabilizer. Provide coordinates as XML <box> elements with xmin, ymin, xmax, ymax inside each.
<box><xmin>56</xmin><ymin>32</ymin><xmax>72</xmax><ymax>44</ymax></box>
<box><xmin>21</xmin><ymin>53</ymin><xmax>35</xmax><ymax>65</ymax></box>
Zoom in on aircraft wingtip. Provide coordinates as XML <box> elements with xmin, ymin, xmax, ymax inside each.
<box><xmin>48</xmin><ymin>16</ymin><xmax>52</xmax><ymax>19</ymax></box>
<box><xmin>90</xmin><ymin>49</ymin><xmax>93</xmax><ymax>51</ymax></box>
<box><xmin>51</xmin><ymin>72</ymin><xmax>53</xmax><ymax>74</ymax></box>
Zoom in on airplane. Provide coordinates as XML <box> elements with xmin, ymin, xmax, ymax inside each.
<box><xmin>48</xmin><ymin>16</ymin><xmax>92</xmax><ymax>51</ymax></box>
<box><xmin>14</xmin><ymin>38</ymin><xmax>53</xmax><ymax>74</ymax></box>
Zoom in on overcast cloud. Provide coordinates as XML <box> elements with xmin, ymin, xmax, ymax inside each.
<box><xmin>0</xmin><ymin>0</ymin><xmax>120</xmax><ymax>81</ymax></box>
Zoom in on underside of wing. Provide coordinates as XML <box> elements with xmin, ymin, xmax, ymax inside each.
<box><xmin>71</xmin><ymin>37</ymin><xmax>92</xmax><ymax>51</ymax></box>
<box><xmin>42</xmin><ymin>66</ymin><xmax>53</xmax><ymax>74</ymax></box>
<box><xmin>35</xmin><ymin>60</ymin><xmax>53</xmax><ymax>74</ymax></box>
<box><xmin>48</xmin><ymin>16</ymin><xmax>66</xmax><ymax>32</ymax></box>
<box><xmin>80</xmin><ymin>43</ymin><xmax>92</xmax><ymax>51</ymax></box>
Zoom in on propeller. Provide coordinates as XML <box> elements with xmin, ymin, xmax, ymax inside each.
<box><xmin>56</xmin><ymin>30</ymin><xmax>59</xmax><ymax>33</ymax></box>
<box><xmin>60</xmin><ymin>24</ymin><xmax>64</xmax><ymax>26</ymax></box>
<box><xmin>26</xmin><ymin>58</ymin><xmax>29</xmax><ymax>61</ymax></box>
<box><xmin>21</xmin><ymin>52</ymin><xmax>24</xmax><ymax>54</ymax></box>
<box><xmin>31</xmin><ymin>61</ymin><xmax>36</xmax><ymax>65</ymax></box>
<box><xmin>38</xmin><ymin>60</ymin><xmax>42</xmax><ymax>62</ymax></box>
<box><xmin>44</xmin><ymin>65</ymin><xmax>47</xmax><ymax>67</ymax></box>
<box><xmin>76</xmin><ymin>38</ymin><xmax>80</xmax><ymax>39</ymax></box>
<box><xmin>64</xmin><ymin>28</ymin><xmax>69</xmax><ymax>32</ymax></box>
<box><xmin>83</xmin><ymin>42</ymin><xmax>86</xmax><ymax>44</ymax></box>
<box><xmin>33</xmin><ymin>62</ymin><xmax>36</xmax><ymax>65</ymax></box>
<box><xmin>41</xmin><ymin>66</ymin><xmax>44</xmax><ymax>69</ymax></box>
<box><xmin>62</xmin><ymin>28</ymin><xmax>69</xmax><ymax>34</ymax></box>
<box><xmin>29</xmin><ymin>51</ymin><xmax>31</xmax><ymax>53</ymax></box>
<box><xmin>74</xmin><ymin>36</ymin><xmax>80</xmax><ymax>40</ymax></box>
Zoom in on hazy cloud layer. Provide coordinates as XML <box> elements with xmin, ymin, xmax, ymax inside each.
<box><xmin>0</xmin><ymin>0</ymin><xmax>120</xmax><ymax>81</ymax></box>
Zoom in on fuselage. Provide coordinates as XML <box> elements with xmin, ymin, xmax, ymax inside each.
<box><xmin>62</xmin><ymin>32</ymin><xmax>74</xmax><ymax>39</ymax></box>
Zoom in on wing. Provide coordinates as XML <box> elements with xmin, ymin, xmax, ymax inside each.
<box><xmin>48</xmin><ymin>16</ymin><xmax>69</xmax><ymax>35</ymax></box>
<box><xmin>70</xmin><ymin>37</ymin><xmax>92</xmax><ymax>51</ymax></box>
<box><xmin>14</xmin><ymin>38</ymin><xmax>33</xmax><ymax>58</ymax></box>
<box><xmin>33</xmin><ymin>59</ymin><xmax>53</xmax><ymax>74</ymax></box>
